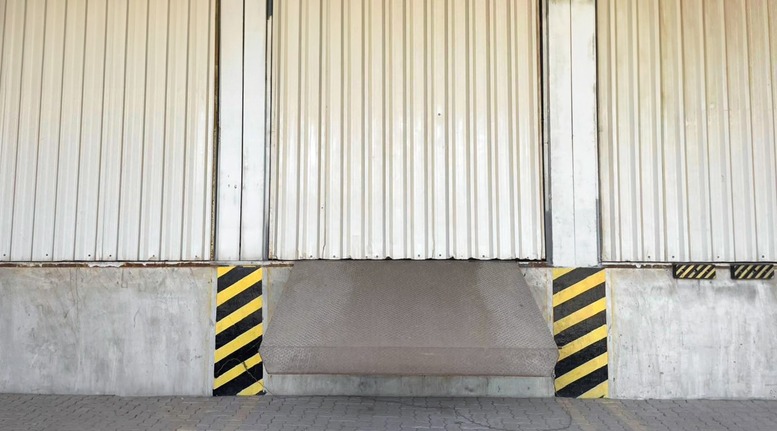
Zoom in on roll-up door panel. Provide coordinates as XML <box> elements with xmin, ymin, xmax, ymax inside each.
<box><xmin>271</xmin><ymin>0</ymin><xmax>544</xmax><ymax>260</ymax></box>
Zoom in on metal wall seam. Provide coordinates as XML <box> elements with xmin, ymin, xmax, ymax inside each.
<box><xmin>598</xmin><ymin>0</ymin><xmax>777</xmax><ymax>263</ymax></box>
<box><xmin>0</xmin><ymin>0</ymin><xmax>216</xmax><ymax>262</ymax></box>
<box><xmin>270</xmin><ymin>0</ymin><xmax>545</xmax><ymax>261</ymax></box>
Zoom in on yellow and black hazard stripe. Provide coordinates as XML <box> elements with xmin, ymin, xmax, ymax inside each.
<box><xmin>214</xmin><ymin>266</ymin><xmax>264</xmax><ymax>396</ymax></box>
<box><xmin>553</xmin><ymin>268</ymin><xmax>608</xmax><ymax>399</ymax></box>
<box><xmin>731</xmin><ymin>264</ymin><xmax>774</xmax><ymax>280</ymax></box>
<box><xmin>672</xmin><ymin>264</ymin><xmax>716</xmax><ymax>280</ymax></box>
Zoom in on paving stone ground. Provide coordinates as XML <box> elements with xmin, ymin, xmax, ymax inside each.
<box><xmin>1</xmin><ymin>394</ymin><xmax>775</xmax><ymax>431</ymax></box>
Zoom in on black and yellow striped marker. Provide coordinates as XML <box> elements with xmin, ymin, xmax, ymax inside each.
<box><xmin>672</xmin><ymin>264</ymin><xmax>716</xmax><ymax>280</ymax></box>
<box><xmin>214</xmin><ymin>266</ymin><xmax>264</xmax><ymax>396</ymax></box>
<box><xmin>553</xmin><ymin>268</ymin><xmax>608</xmax><ymax>398</ymax></box>
<box><xmin>731</xmin><ymin>264</ymin><xmax>775</xmax><ymax>280</ymax></box>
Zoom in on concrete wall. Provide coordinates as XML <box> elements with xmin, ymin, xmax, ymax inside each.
<box><xmin>608</xmin><ymin>268</ymin><xmax>777</xmax><ymax>400</ymax></box>
<box><xmin>0</xmin><ymin>267</ymin><xmax>215</xmax><ymax>396</ymax></box>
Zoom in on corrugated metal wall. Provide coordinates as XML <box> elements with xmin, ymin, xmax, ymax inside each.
<box><xmin>0</xmin><ymin>0</ymin><xmax>216</xmax><ymax>262</ymax></box>
<box><xmin>270</xmin><ymin>0</ymin><xmax>544</xmax><ymax>260</ymax></box>
<box><xmin>599</xmin><ymin>0</ymin><xmax>777</xmax><ymax>263</ymax></box>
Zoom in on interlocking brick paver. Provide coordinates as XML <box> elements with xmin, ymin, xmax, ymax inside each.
<box><xmin>0</xmin><ymin>394</ymin><xmax>776</xmax><ymax>430</ymax></box>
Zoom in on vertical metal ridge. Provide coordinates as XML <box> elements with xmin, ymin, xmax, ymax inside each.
<box><xmin>117</xmin><ymin>0</ymin><xmax>131</xmax><ymax>258</ymax></box>
<box><xmin>770</xmin><ymin>0</ymin><xmax>777</xmax><ymax>260</ymax></box>
<box><xmin>14</xmin><ymin>0</ymin><xmax>45</xmax><ymax>260</ymax></box>
<box><xmin>677</xmin><ymin>0</ymin><xmax>691</xmax><ymax>260</ymax></box>
<box><xmin>30</xmin><ymin>0</ymin><xmax>48</xmax><ymax>261</ymax></box>
<box><xmin>33</xmin><ymin>0</ymin><xmax>67</xmax><ymax>260</ymax></box>
<box><xmin>0</xmin><ymin>1</ymin><xmax>14</xmax><ymax>260</ymax></box>
<box><xmin>1</xmin><ymin>1</ymin><xmax>25</xmax><ymax>260</ymax></box>
<box><xmin>92</xmin><ymin>0</ymin><xmax>109</xmax><ymax>260</ymax></box>
<box><xmin>179</xmin><ymin>0</ymin><xmax>192</xmax><ymax>259</ymax></box>
<box><xmin>71</xmin><ymin>0</ymin><xmax>92</xmax><ymax>260</ymax></box>
<box><xmin>95</xmin><ymin>0</ymin><xmax>128</xmax><ymax>260</ymax></box>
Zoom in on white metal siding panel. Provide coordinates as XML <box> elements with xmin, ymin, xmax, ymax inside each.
<box><xmin>215</xmin><ymin>0</ymin><xmax>269</xmax><ymax>261</ymax></box>
<box><xmin>75</xmin><ymin>0</ymin><xmax>107</xmax><ymax>261</ymax></box>
<box><xmin>0</xmin><ymin>0</ymin><xmax>216</xmax><ymax>262</ymax></box>
<box><xmin>599</xmin><ymin>0</ymin><xmax>777</xmax><ymax>263</ymax></box>
<box><xmin>240</xmin><ymin>0</ymin><xmax>270</xmax><ymax>260</ymax></box>
<box><xmin>216</xmin><ymin>0</ymin><xmax>244</xmax><ymax>260</ymax></box>
<box><xmin>117</xmin><ymin>0</ymin><xmax>149</xmax><ymax>260</ymax></box>
<box><xmin>547</xmin><ymin>0</ymin><xmax>600</xmax><ymax>267</ymax></box>
<box><xmin>184</xmin><ymin>0</ymin><xmax>216</xmax><ymax>260</ymax></box>
<box><xmin>96</xmin><ymin>0</ymin><xmax>128</xmax><ymax>260</ymax></box>
<box><xmin>53</xmin><ymin>0</ymin><xmax>87</xmax><ymax>260</ymax></box>
<box><xmin>271</xmin><ymin>0</ymin><xmax>544</xmax><ymax>260</ymax></box>
<box><xmin>32</xmin><ymin>0</ymin><xmax>66</xmax><ymax>260</ymax></box>
<box><xmin>12</xmin><ymin>0</ymin><xmax>46</xmax><ymax>261</ymax></box>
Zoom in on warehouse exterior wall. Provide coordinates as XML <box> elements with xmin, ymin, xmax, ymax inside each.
<box><xmin>0</xmin><ymin>0</ymin><xmax>775</xmax><ymax>401</ymax></box>
<box><xmin>2</xmin><ymin>0</ymin><xmax>773</xmax><ymax>265</ymax></box>
<box><xmin>0</xmin><ymin>267</ymin><xmax>215</xmax><ymax>396</ymax></box>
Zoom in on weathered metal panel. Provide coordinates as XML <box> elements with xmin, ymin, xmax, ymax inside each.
<box><xmin>599</xmin><ymin>0</ymin><xmax>777</xmax><ymax>262</ymax></box>
<box><xmin>216</xmin><ymin>0</ymin><xmax>245</xmax><ymax>261</ymax></box>
<box><xmin>270</xmin><ymin>0</ymin><xmax>544</xmax><ymax>260</ymax></box>
<box><xmin>0</xmin><ymin>0</ymin><xmax>216</xmax><ymax>262</ymax></box>
<box><xmin>547</xmin><ymin>0</ymin><xmax>599</xmax><ymax>267</ymax></box>
<box><xmin>216</xmin><ymin>0</ymin><xmax>269</xmax><ymax>261</ymax></box>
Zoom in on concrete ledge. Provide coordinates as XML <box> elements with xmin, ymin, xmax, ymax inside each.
<box><xmin>265</xmin><ymin>375</ymin><xmax>555</xmax><ymax>397</ymax></box>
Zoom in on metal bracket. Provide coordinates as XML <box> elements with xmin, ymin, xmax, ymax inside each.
<box><xmin>672</xmin><ymin>264</ymin><xmax>716</xmax><ymax>280</ymax></box>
